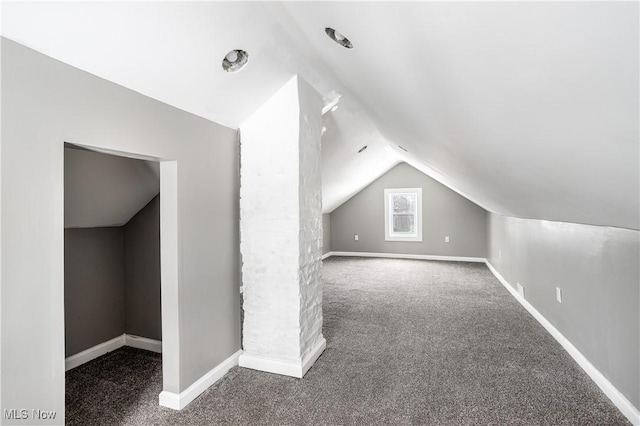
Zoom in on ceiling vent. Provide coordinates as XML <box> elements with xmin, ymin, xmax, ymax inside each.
<box><xmin>325</xmin><ymin>28</ymin><xmax>353</xmax><ymax>49</ymax></box>
<box><xmin>222</xmin><ymin>49</ymin><xmax>249</xmax><ymax>73</ymax></box>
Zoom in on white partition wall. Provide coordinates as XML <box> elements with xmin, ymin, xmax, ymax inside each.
<box><xmin>239</xmin><ymin>76</ymin><xmax>326</xmax><ymax>378</ymax></box>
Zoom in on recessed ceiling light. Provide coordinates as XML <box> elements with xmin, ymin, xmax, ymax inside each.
<box><xmin>325</xmin><ymin>27</ymin><xmax>353</xmax><ymax>49</ymax></box>
<box><xmin>222</xmin><ymin>49</ymin><xmax>249</xmax><ymax>73</ymax></box>
<box><xmin>357</xmin><ymin>145</ymin><xmax>368</xmax><ymax>153</ymax></box>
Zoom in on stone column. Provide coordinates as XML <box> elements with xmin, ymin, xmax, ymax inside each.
<box><xmin>238</xmin><ymin>76</ymin><xmax>325</xmax><ymax>378</ymax></box>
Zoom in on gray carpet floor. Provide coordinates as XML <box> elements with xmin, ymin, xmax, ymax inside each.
<box><xmin>66</xmin><ymin>257</ymin><xmax>630</xmax><ymax>425</ymax></box>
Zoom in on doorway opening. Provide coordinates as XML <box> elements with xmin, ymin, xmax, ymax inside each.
<box><xmin>63</xmin><ymin>142</ymin><xmax>177</xmax><ymax>415</ymax></box>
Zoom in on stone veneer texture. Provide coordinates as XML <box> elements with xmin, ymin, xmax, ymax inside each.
<box><xmin>239</xmin><ymin>76</ymin><xmax>324</xmax><ymax>365</ymax></box>
<box><xmin>297</xmin><ymin>78</ymin><xmax>324</xmax><ymax>362</ymax></box>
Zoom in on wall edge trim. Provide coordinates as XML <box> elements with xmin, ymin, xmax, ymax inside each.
<box><xmin>125</xmin><ymin>334</ymin><xmax>162</xmax><ymax>353</ymax></box>
<box><xmin>485</xmin><ymin>260</ymin><xmax>640</xmax><ymax>425</ymax></box>
<box><xmin>65</xmin><ymin>335</ymin><xmax>125</xmax><ymax>371</ymax></box>
<box><xmin>324</xmin><ymin>251</ymin><xmax>485</xmax><ymax>263</ymax></box>
<box><xmin>239</xmin><ymin>354</ymin><xmax>303</xmax><ymax>378</ymax></box>
<box><xmin>65</xmin><ymin>334</ymin><xmax>163</xmax><ymax>371</ymax></box>
<box><xmin>239</xmin><ymin>337</ymin><xmax>326</xmax><ymax>378</ymax></box>
<box><xmin>159</xmin><ymin>349</ymin><xmax>243</xmax><ymax>410</ymax></box>
<box><xmin>301</xmin><ymin>337</ymin><xmax>327</xmax><ymax>376</ymax></box>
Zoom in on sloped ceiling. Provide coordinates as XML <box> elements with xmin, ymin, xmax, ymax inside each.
<box><xmin>3</xmin><ymin>2</ymin><xmax>638</xmax><ymax>229</ymax></box>
<box><xmin>65</xmin><ymin>147</ymin><xmax>159</xmax><ymax>228</ymax></box>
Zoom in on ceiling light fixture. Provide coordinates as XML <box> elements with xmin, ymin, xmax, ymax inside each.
<box><xmin>325</xmin><ymin>27</ymin><xmax>353</xmax><ymax>49</ymax></box>
<box><xmin>357</xmin><ymin>145</ymin><xmax>368</xmax><ymax>154</ymax></box>
<box><xmin>322</xmin><ymin>92</ymin><xmax>342</xmax><ymax>115</ymax></box>
<box><xmin>222</xmin><ymin>49</ymin><xmax>249</xmax><ymax>73</ymax></box>
<box><xmin>331</xmin><ymin>105</ymin><xmax>339</xmax><ymax>112</ymax></box>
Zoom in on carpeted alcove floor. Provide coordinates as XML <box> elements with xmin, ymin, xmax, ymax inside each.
<box><xmin>66</xmin><ymin>257</ymin><xmax>630</xmax><ymax>425</ymax></box>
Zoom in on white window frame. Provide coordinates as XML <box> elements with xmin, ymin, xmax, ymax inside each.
<box><xmin>384</xmin><ymin>188</ymin><xmax>423</xmax><ymax>242</ymax></box>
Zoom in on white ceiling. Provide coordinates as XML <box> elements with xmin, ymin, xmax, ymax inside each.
<box><xmin>65</xmin><ymin>147</ymin><xmax>159</xmax><ymax>228</ymax></box>
<box><xmin>3</xmin><ymin>2</ymin><xmax>638</xmax><ymax>229</ymax></box>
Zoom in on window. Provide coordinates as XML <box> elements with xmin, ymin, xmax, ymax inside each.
<box><xmin>384</xmin><ymin>188</ymin><xmax>422</xmax><ymax>242</ymax></box>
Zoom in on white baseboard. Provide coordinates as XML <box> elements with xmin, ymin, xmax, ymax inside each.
<box><xmin>239</xmin><ymin>337</ymin><xmax>327</xmax><ymax>378</ymax></box>
<box><xmin>65</xmin><ymin>334</ymin><xmax>163</xmax><ymax>371</ymax></box>
<box><xmin>65</xmin><ymin>335</ymin><xmax>125</xmax><ymax>371</ymax></box>
<box><xmin>301</xmin><ymin>337</ymin><xmax>327</xmax><ymax>376</ymax></box>
<box><xmin>486</xmin><ymin>261</ymin><xmax>640</xmax><ymax>426</ymax></box>
<box><xmin>321</xmin><ymin>252</ymin><xmax>332</xmax><ymax>260</ymax></box>
<box><xmin>125</xmin><ymin>334</ymin><xmax>162</xmax><ymax>353</ymax></box>
<box><xmin>159</xmin><ymin>349</ymin><xmax>243</xmax><ymax>410</ymax></box>
<box><xmin>326</xmin><ymin>251</ymin><xmax>486</xmax><ymax>263</ymax></box>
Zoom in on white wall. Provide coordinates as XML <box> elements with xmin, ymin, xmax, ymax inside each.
<box><xmin>239</xmin><ymin>76</ymin><xmax>325</xmax><ymax>377</ymax></box>
<box><xmin>296</xmin><ymin>77</ymin><xmax>324</xmax><ymax>363</ymax></box>
<box><xmin>240</xmin><ymin>76</ymin><xmax>302</xmax><ymax>362</ymax></box>
<box><xmin>1</xmin><ymin>38</ymin><xmax>240</xmax><ymax>424</ymax></box>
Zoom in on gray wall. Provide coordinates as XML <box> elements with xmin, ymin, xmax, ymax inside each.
<box><xmin>64</xmin><ymin>228</ymin><xmax>125</xmax><ymax>357</ymax></box>
<box><xmin>487</xmin><ymin>213</ymin><xmax>640</xmax><ymax>409</ymax></box>
<box><xmin>124</xmin><ymin>194</ymin><xmax>161</xmax><ymax>341</ymax></box>
<box><xmin>330</xmin><ymin>162</ymin><xmax>487</xmax><ymax>257</ymax></box>
<box><xmin>322</xmin><ymin>213</ymin><xmax>331</xmax><ymax>255</ymax></box>
<box><xmin>65</xmin><ymin>147</ymin><xmax>159</xmax><ymax>228</ymax></box>
<box><xmin>2</xmin><ymin>38</ymin><xmax>239</xmax><ymax>424</ymax></box>
<box><xmin>64</xmin><ymin>195</ymin><xmax>161</xmax><ymax>357</ymax></box>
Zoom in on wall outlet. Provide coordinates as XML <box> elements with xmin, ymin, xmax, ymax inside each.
<box><xmin>445</xmin><ymin>236</ymin><xmax>450</xmax><ymax>243</ymax></box>
<box><xmin>516</xmin><ymin>282</ymin><xmax>525</xmax><ymax>298</ymax></box>
<box><xmin>354</xmin><ymin>234</ymin><xmax>359</xmax><ymax>241</ymax></box>
<box><xmin>556</xmin><ymin>287</ymin><xmax>562</xmax><ymax>303</ymax></box>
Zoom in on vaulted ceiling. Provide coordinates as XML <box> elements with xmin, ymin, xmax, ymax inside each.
<box><xmin>3</xmin><ymin>2</ymin><xmax>638</xmax><ymax>229</ymax></box>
